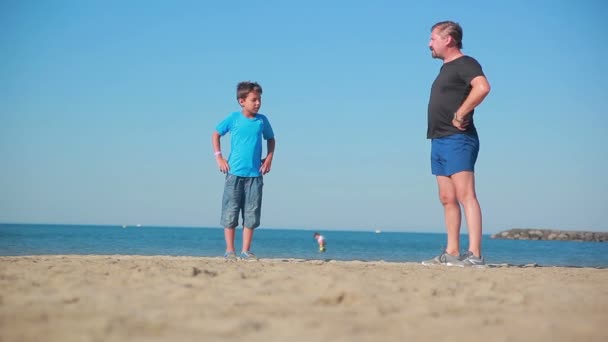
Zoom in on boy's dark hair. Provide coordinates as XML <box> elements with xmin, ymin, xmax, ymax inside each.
<box><xmin>237</xmin><ymin>81</ymin><xmax>263</xmax><ymax>100</ymax></box>
<box><xmin>431</xmin><ymin>21</ymin><xmax>463</xmax><ymax>49</ymax></box>
<box><xmin>313</xmin><ymin>232</ymin><xmax>319</xmax><ymax>237</ymax></box>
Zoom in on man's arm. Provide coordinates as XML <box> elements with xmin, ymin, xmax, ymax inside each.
<box><xmin>453</xmin><ymin>76</ymin><xmax>491</xmax><ymax>128</ymax></box>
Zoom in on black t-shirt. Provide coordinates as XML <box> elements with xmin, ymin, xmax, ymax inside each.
<box><xmin>427</xmin><ymin>55</ymin><xmax>484</xmax><ymax>139</ymax></box>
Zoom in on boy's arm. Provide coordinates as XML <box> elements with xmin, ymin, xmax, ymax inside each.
<box><xmin>260</xmin><ymin>138</ymin><xmax>275</xmax><ymax>175</ymax></box>
<box><xmin>266</xmin><ymin>138</ymin><xmax>275</xmax><ymax>160</ymax></box>
<box><xmin>212</xmin><ymin>131</ymin><xmax>229</xmax><ymax>173</ymax></box>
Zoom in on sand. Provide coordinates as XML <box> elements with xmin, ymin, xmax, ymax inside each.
<box><xmin>1</xmin><ymin>255</ymin><xmax>607</xmax><ymax>342</ymax></box>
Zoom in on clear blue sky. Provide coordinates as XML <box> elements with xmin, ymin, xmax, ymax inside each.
<box><xmin>1</xmin><ymin>0</ymin><xmax>607</xmax><ymax>233</ymax></box>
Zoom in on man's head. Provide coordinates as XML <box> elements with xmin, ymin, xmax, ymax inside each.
<box><xmin>237</xmin><ymin>81</ymin><xmax>263</xmax><ymax>114</ymax></box>
<box><xmin>429</xmin><ymin>21</ymin><xmax>463</xmax><ymax>60</ymax></box>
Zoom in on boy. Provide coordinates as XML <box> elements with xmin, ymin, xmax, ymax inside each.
<box><xmin>212</xmin><ymin>81</ymin><xmax>276</xmax><ymax>261</ymax></box>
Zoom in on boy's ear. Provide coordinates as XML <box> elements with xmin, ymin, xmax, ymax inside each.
<box><xmin>237</xmin><ymin>97</ymin><xmax>244</xmax><ymax>106</ymax></box>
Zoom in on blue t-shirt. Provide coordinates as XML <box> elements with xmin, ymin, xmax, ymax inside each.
<box><xmin>216</xmin><ymin>111</ymin><xmax>275</xmax><ymax>177</ymax></box>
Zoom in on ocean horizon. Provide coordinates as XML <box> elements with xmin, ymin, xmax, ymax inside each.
<box><xmin>1</xmin><ymin>223</ymin><xmax>607</xmax><ymax>268</ymax></box>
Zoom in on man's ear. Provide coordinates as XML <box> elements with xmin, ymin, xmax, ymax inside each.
<box><xmin>445</xmin><ymin>35</ymin><xmax>454</xmax><ymax>47</ymax></box>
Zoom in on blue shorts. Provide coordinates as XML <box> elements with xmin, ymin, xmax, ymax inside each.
<box><xmin>221</xmin><ymin>174</ymin><xmax>264</xmax><ymax>229</ymax></box>
<box><xmin>431</xmin><ymin>134</ymin><xmax>479</xmax><ymax>176</ymax></box>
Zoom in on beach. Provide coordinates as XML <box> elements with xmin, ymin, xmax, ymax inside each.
<box><xmin>1</xmin><ymin>255</ymin><xmax>606</xmax><ymax>342</ymax></box>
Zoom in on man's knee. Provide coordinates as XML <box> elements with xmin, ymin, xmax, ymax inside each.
<box><xmin>438</xmin><ymin>192</ymin><xmax>458</xmax><ymax>206</ymax></box>
<box><xmin>456</xmin><ymin>190</ymin><xmax>478</xmax><ymax>204</ymax></box>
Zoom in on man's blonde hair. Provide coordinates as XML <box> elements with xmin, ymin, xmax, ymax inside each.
<box><xmin>432</xmin><ymin>21</ymin><xmax>463</xmax><ymax>49</ymax></box>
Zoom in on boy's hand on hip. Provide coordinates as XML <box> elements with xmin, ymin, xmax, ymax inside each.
<box><xmin>216</xmin><ymin>157</ymin><xmax>230</xmax><ymax>173</ymax></box>
<box><xmin>260</xmin><ymin>158</ymin><xmax>272</xmax><ymax>175</ymax></box>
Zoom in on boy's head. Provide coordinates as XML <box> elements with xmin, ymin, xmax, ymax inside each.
<box><xmin>237</xmin><ymin>81</ymin><xmax>263</xmax><ymax>115</ymax></box>
<box><xmin>313</xmin><ymin>232</ymin><xmax>320</xmax><ymax>237</ymax></box>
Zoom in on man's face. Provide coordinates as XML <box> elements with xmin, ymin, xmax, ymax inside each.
<box><xmin>429</xmin><ymin>28</ymin><xmax>448</xmax><ymax>59</ymax></box>
<box><xmin>239</xmin><ymin>91</ymin><xmax>262</xmax><ymax>114</ymax></box>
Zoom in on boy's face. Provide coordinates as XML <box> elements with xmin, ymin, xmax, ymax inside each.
<box><xmin>238</xmin><ymin>91</ymin><xmax>261</xmax><ymax>115</ymax></box>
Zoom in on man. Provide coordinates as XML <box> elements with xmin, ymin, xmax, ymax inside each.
<box><xmin>422</xmin><ymin>21</ymin><xmax>491</xmax><ymax>267</ymax></box>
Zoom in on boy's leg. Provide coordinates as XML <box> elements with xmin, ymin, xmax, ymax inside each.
<box><xmin>221</xmin><ymin>174</ymin><xmax>243</xmax><ymax>253</ymax></box>
<box><xmin>242</xmin><ymin>227</ymin><xmax>254</xmax><ymax>252</ymax></box>
<box><xmin>241</xmin><ymin>176</ymin><xmax>263</xmax><ymax>252</ymax></box>
<box><xmin>224</xmin><ymin>228</ymin><xmax>236</xmax><ymax>253</ymax></box>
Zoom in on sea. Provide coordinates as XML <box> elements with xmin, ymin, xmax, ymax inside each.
<box><xmin>1</xmin><ymin>224</ymin><xmax>607</xmax><ymax>268</ymax></box>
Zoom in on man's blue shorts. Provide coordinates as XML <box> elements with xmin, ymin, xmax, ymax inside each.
<box><xmin>431</xmin><ymin>134</ymin><xmax>479</xmax><ymax>176</ymax></box>
<box><xmin>221</xmin><ymin>174</ymin><xmax>264</xmax><ymax>229</ymax></box>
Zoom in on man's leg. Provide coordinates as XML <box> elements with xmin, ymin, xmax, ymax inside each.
<box><xmin>436</xmin><ymin>175</ymin><xmax>461</xmax><ymax>256</ymax></box>
<box><xmin>437</xmin><ymin>176</ymin><xmax>461</xmax><ymax>256</ymax></box>
<box><xmin>422</xmin><ymin>175</ymin><xmax>464</xmax><ymax>266</ymax></box>
<box><xmin>422</xmin><ymin>137</ymin><xmax>466</xmax><ymax>266</ymax></box>
<box><xmin>451</xmin><ymin>171</ymin><xmax>482</xmax><ymax>257</ymax></box>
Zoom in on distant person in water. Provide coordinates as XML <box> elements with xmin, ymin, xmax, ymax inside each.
<box><xmin>314</xmin><ymin>232</ymin><xmax>326</xmax><ymax>252</ymax></box>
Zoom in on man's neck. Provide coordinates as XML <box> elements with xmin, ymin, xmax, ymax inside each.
<box><xmin>443</xmin><ymin>49</ymin><xmax>464</xmax><ymax>64</ymax></box>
